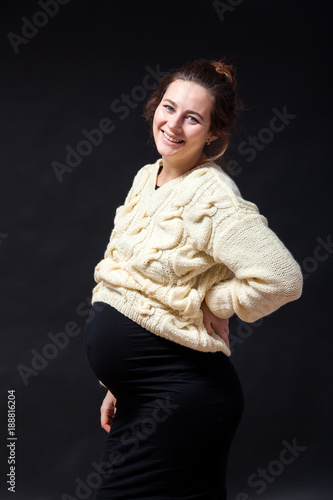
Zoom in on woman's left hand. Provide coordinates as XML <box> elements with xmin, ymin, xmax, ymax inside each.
<box><xmin>201</xmin><ymin>300</ymin><xmax>230</xmax><ymax>348</ymax></box>
<box><xmin>100</xmin><ymin>390</ymin><xmax>117</xmax><ymax>433</ymax></box>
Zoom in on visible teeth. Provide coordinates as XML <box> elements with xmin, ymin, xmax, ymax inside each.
<box><xmin>163</xmin><ymin>131</ymin><xmax>183</xmax><ymax>143</ymax></box>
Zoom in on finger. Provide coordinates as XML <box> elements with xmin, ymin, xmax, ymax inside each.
<box><xmin>214</xmin><ymin>328</ymin><xmax>230</xmax><ymax>348</ymax></box>
<box><xmin>101</xmin><ymin>413</ymin><xmax>112</xmax><ymax>433</ymax></box>
<box><xmin>102</xmin><ymin>422</ymin><xmax>111</xmax><ymax>433</ymax></box>
<box><xmin>215</xmin><ymin>319</ymin><xmax>229</xmax><ymax>336</ymax></box>
<box><xmin>222</xmin><ymin>330</ymin><xmax>230</xmax><ymax>348</ymax></box>
<box><xmin>203</xmin><ymin>318</ymin><xmax>213</xmax><ymax>335</ymax></box>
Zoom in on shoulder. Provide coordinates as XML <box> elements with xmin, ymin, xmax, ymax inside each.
<box><xmin>183</xmin><ymin>161</ymin><xmax>260</xmax><ymax>217</ymax></box>
<box><xmin>203</xmin><ymin>161</ymin><xmax>242</xmax><ymax>196</ymax></box>
<box><xmin>128</xmin><ymin>159</ymin><xmax>159</xmax><ymax>192</ymax></box>
<box><xmin>132</xmin><ymin>160</ymin><xmax>157</xmax><ymax>183</ymax></box>
<box><xmin>181</xmin><ymin>161</ymin><xmax>269</xmax><ymax>251</ymax></box>
<box><xmin>183</xmin><ymin>161</ymin><xmax>241</xmax><ymax>200</ymax></box>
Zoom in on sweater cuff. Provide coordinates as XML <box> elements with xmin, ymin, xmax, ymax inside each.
<box><xmin>205</xmin><ymin>280</ymin><xmax>235</xmax><ymax>319</ymax></box>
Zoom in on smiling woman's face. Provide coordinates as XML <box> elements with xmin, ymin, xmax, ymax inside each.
<box><xmin>153</xmin><ymin>79</ymin><xmax>216</xmax><ymax>169</ymax></box>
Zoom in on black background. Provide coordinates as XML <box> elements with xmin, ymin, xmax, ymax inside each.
<box><xmin>1</xmin><ymin>1</ymin><xmax>332</xmax><ymax>499</ymax></box>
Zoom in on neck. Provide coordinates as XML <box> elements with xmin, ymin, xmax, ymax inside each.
<box><xmin>160</xmin><ymin>153</ymin><xmax>208</xmax><ymax>183</ymax></box>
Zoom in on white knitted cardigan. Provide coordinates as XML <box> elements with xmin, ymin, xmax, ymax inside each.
<box><xmin>92</xmin><ymin>159</ymin><xmax>303</xmax><ymax>354</ymax></box>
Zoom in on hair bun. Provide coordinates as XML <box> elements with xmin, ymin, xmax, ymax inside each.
<box><xmin>211</xmin><ymin>59</ymin><xmax>237</xmax><ymax>89</ymax></box>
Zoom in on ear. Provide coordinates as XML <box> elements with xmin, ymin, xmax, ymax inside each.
<box><xmin>206</xmin><ymin>134</ymin><xmax>218</xmax><ymax>146</ymax></box>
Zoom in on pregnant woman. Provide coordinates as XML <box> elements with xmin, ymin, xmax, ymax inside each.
<box><xmin>84</xmin><ymin>58</ymin><xmax>303</xmax><ymax>499</ymax></box>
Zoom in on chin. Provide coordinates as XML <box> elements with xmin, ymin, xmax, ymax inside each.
<box><xmin>155</xmin><ymin>142</ymin><xmax>179</xmax><ymax>157</ymax></box>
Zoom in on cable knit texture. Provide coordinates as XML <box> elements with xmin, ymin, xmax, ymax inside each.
<box><xmin>92</xmin><ymin>159</ymin><xmax>303</xmax><ymax>355</ymax></box>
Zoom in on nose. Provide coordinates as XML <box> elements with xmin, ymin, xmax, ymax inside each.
<box><xmin>168</xmin><ymin>113</ymin><xmax>182</xmax><ymax>132</ymax></box>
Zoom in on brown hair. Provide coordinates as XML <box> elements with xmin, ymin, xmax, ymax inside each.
<box><xmin>145</xmin><ymin>58</ymin><xmax>242</xmax><ymax>161</ymax></box>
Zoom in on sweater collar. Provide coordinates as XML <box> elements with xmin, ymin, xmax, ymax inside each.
<box><xmin>151</xmin><ymin>158</ymin><xmax>215</xmax><ymax>193</ymax></box>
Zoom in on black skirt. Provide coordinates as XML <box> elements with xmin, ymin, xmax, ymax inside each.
<box><xmin>84</xmin><ymin>302</ymin><xmax>244</xmax><ymax>500</ymax></box>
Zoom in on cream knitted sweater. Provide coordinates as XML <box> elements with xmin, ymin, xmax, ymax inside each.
<box><xmin>92</xmin><ymin>159</ymin><xmax>303</xmax><ymax>355</ymax></box>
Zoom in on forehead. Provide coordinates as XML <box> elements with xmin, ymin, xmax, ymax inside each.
<box><xmin>163</xmin><ymin>79</ymin><xmax>213</xmax><ymax>117</ymax></box>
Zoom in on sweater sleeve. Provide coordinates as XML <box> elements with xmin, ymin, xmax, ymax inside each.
<box><xmin>182</xmin><ymin>184</ymin><xmax>303</xmax><ymax>323</ymax></box>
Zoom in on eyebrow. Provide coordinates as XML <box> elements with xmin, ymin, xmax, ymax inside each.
<box><xmin>163</xmin><ymin>99</ymin><xmax>205</xmax><ymax>122</ymax></box>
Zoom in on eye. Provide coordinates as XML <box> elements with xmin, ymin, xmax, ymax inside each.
<box><xmin>187</xmin><ymin>115</ymin><xmax>199</xmax><ymax>124</ymax></box>
<box><xmin>163</xmin><ymin>104</ymin><xmax>174</xmax><ymax>112</ymax></box>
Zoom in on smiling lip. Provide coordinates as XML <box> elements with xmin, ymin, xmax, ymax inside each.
<box><xmin>162</xmin><ymin>130</ymin><xmax>184</xmax><ymax>144</ymax></box>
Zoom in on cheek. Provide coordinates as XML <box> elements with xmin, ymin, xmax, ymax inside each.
<box><xmin>153</xmin><ymin>109</ymin><xmax>162</xmax><ymax>132</ymax></box>
<box><xmin>154</xmin><ymin>105</ymin><xmax>164</xmax><ymax>121</ymax></box>
<box><xmin>186</xmin><ymin>128</ymin><xmax>207</xmax><ymax>146</ymax></box>
<box><xmin>152</xmin><ymin>113</ymin><xmax>159</xmax><ymax>136</ymax></box>
<box><xmin>153</xmin><ymin>120</ymin><xmax>160</xmax><ymax>142</ymax></box>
